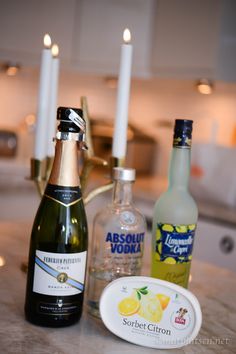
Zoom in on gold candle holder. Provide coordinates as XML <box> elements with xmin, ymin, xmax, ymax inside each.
<box><xmin>30</xmin><ymin>158</ymin><xmax>46</xmax><ymax>196</ymax></box>
<box><xmin>30</xmin><ymin>157</ymin><xmax>54</xmax><ymax>197</ymax></box>
<box><xmin>83</xmin><ymin>156</ymin><xmax>125</xmax><ymax>205</ymax></box>
<box><xmin>30</xmin><ymin>97</ymin><xmax>126</xmax><ymax>203</ymax></box>
<box><xmin>80</xmin><ymin>96</ymin><xmax>125</xmax><ymax>204</ymax></box>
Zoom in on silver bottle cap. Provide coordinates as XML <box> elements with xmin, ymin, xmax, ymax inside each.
<box><xmin>113</xmin><ymin>167</ymin><xmax>136</xmax><ymax>182</ymax></box>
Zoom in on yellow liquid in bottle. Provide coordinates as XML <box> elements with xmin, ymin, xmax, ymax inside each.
<box><xmin>151</xmin><ymin>146</ymin><xmax>198</xmax><ymax>288</ymax></box>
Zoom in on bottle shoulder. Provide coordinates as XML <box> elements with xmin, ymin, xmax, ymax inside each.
<box><xmin>93</xmin><ymin>203</ymin><xmax>146</xmax><ymax>232</ymax></box>
<box><xmin>153</xmin><ymin>189</ymin><xmax>198</xmax><ymax>224</ymax></box>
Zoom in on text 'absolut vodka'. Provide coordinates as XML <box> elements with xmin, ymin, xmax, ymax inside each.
<box><xmin>106</xmin><ymin>232</ymin><xmax>145</xmax><ymax>254</ymax></box>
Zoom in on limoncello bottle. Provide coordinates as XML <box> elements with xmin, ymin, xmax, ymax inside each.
<box><xmin>25</xmin><ymin>107</ymin><xmax>88</xmax><ymax>327</ymax></box>
<box><xmin>151</xmin><ymin>119</ymin><xmax>198</xmax><ymax>288</ymax></box>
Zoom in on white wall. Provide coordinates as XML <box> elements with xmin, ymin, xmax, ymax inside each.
<box><xmin>1</xmin><ymin>68</ymin><xmax>236</xmax><ymax>163</ymax></box>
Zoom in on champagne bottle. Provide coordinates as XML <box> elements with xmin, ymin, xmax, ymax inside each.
<box><xmin>25</xmin><ymin>107</ymin><xmax>88</xmax><ymax>327</ymax></box>
<box><xmin>151</xmin><ymin>119</ymin><xmax>198</xmax><ymax>288</ymax></box>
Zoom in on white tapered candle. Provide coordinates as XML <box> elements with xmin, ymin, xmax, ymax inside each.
<box><xmin>47</xmin><ymin>44</ymin><xmax>60</xmax><ymax>157</ymax></box>
<box><xmin>112</xmin><ymin>28</ymin><xmax>133</xmax><ymax>159</ymax></box>
<box><xmin>34</xmin><ymin>33</ymin><xmax>52</xmax><ymax>160</ymax></box>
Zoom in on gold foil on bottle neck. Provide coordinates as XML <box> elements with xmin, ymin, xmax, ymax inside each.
<box><xmin>48</xmin><ymin>140</ymin><xmax>80</xmax><ymax>187</ymax></box>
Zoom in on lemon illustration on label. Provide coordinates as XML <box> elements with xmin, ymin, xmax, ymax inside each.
<box><xmin>118</xmin><ymin>297</ymin><xmax>140</xmax><ymax>316</ymax></box>
<box><xmin>164</xmin><ymin>257</ymin><xmax>176</xmax><ymax>264</ymax></box>
<box><xmin>156</xmin><ymin>294</ymin><xmax>170</xmax><ymax>310</ymax></box>
<box><xmin>158</xmin><ymin>243</ymin><xmax>162</xmax><ymax>254</ymax></box>
<box><xmin>156</xmin><ymin>229</ymin><xmax>161</xmax><ymax>240</ymax></box>
<box><xmin>176</xmin><ymin>225</ymin><xmax>188</xmax><ymax>233</ymax></box>
<box><xmin>188</xmin><ymin>224</ymin><xmax>196</xmax><ymax>231</ymax></box>
<box><xmin>155</xmin><ymin>252</ymin><xmax>160</xmax><ymax>261</ymax></box>
<box><xmin>162</xmin><ymin>224</ymin><xmax>174</xmax><ymax>232</ymax></box>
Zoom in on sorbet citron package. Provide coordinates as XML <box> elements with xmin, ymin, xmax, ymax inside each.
<box><xmin>99</xmin><ymin>276</ymin><xmax>202</xmax><ymax>349</ymax></box>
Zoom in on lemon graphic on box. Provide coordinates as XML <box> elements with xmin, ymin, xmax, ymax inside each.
<box><xmin>131</xmin><ymin>287</ymin><xmax>163</xmax><ymax>323</ymax></box>
<box><xmin>156</xmin><ymin>293</ymin><xmax>170</xmax><ymax>310</ymax></box>
<box><xmin>118</xmin><ymin>297</ymin><xmax>140</xmax><ymax>316</ymax></box>
<box><xmin>137</xmin><ymin>290</ymin><xmax>163</xmax><ymax>323</ymax></box>
<box><xmin>118</xmin><ymin>286</ymin><xmax>166</xmax><ymax>323</ymax></box>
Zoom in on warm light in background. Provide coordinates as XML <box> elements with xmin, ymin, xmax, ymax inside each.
<box><xmin>0</xmin><ymin>256</ymin><xmax>6</xmax><ymax>267</ymax></box>
<box><xmin>25</xmin><ymin>114</ymin><xmax>36</xmax><ymax>126</ymax></box>
<box><xmin>51</xmin><ymin>44</ymin><xmax>59</xmax><ymax>58</ymax></box>
<box><xmin>123</xmin><ymin>28</ymin><xmax>131</xmax><ymax>43</ymax></box>
<box><xmin>5</xmin><ymin>63</ymin><xmax>20</xmax><ymax>76</ymax></box>
<box><xmin>104</xmin><ymin>76</ymin><xmax>118</xmax><ymax>89</ymax></box>
<box><xmin>196</xmin><ymin>79</ymin><xmax>213</xmax><ymax>95</ymax></box>
<box><xmin>43</xmin><ymin>33</ymin><xmax>52</xmax><ymax>48</ymax></box>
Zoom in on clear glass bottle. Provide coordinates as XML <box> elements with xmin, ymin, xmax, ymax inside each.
<box><xmin>25</xmin><ymin>107</ymin><xmax>88</xmax><ymax>327</ymax></box>
<box><xmin>151</xmin><ymin>119</ymin><xmax>198</xmax><ymax>288</ymax></box>
<box><xmin>87</xmin><ymin>167</ymin><xmax>146</xmax><ymax>317</ymax></box>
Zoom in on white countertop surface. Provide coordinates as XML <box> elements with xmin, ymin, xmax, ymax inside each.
<box><xmin>0</xmin><ymin>222</ymin><xmax>235</xmax><ymax>354</ymax></box>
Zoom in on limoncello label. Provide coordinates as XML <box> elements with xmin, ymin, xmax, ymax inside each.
<box><xmin>155</xmin><ymin>223</ymin><xmax>196</xmax><ymax>263</ymax></box>
<box><xmin>45</xmin><ymin>184</ymin><xmax>82</xmax><ymax>206</ymax></box>
<box><xmin>33</xmin><ymin>250</ymin><xmax>87</xmax><ymax>296</ymax></box>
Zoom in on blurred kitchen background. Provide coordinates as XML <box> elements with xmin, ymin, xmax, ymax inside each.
<box><xmin>0</xmin><ymin>0</ymin><xmax>236</xmax><ymax>272</ymax></box>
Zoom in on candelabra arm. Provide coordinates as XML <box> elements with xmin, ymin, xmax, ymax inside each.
<box><xmin>80</xmin><ymin>96</ymin><xmax>109</xmax><ymax>195</ymax></box>
<box><xmin>45</xmin><ymin>156</ymin><xmax>54</xmax><ymax>181</ymax></box>
<box><xmin>84</xmin><ymin>181</ymin><xmax>113</xmax><ymax>205</ymax></box>
<box><xmin>83</xmin><ymin>156</ymin><xmax>125</xmax><ymax>204</ymax></box>
<box><xmin>80</xmin><ymin>156</ymin><xmax>108</xmax><ymax>193</ymax></box>
<box><xmin>81</xmin><ymin>96</ymin><xmax>94</xmax><ymax>158</ymax></box>
<box><xmin>30</xmin><ymin>158</ymin><xmax>47</xmax><ymax>197</ymax></box>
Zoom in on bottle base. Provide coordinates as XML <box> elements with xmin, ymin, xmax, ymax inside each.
<box><xmin>87</xmin><ymin>300</ymin><xmax>101</xmax><ymax>319</ymax></box>
<box><xmin>25</xmin><ymin>310</ymin><xmax>82</xmax><ymax>328</ymax></box>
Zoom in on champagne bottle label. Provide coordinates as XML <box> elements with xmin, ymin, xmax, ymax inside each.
<box><xmin>33</xmin><ymin>250</ymin><xmax>87</xmax><ymax>296</ymax></box>
<box><xmin>45</xmin><ymin>184</ymin><xmax>82</xmax><ymax>206</ymax></box>
<box><xmin>154</xmin><ymin>223</ymin><xmax>196</xmax><ymax>264</ymax></box>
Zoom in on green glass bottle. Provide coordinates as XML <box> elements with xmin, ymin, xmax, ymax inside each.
<box><xmin>151</xmin><ymin>119</ymin><xmax>198</xmax><ymax>288</ymax></box>
<box><xmin>25</xmin><ymin>107</ymin><xmax>88</xmax><ymax>327</ymax></box>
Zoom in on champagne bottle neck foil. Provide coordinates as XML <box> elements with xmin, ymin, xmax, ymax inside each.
<box><xmin>49</xmin><ymin>139</ymin><xmax>80</xmax><ymax>187</ymax></box>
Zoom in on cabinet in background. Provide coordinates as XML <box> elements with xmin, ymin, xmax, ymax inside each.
<box><xmin>217</xmin><ymin>0</ymin><xmax>236</xmax><ymax>82</ymax></box>
<box><xmin>151</xmin><ymin>0</ymin><xmax>221</xmax><ymax>79</ymax></box>
<box><xmin>72</xmin><ymin>0</ymin><xmax>154</xmax><ymax>77</ymax></box>
<box><xmin>0</xmin><ymin>0</ymin><xmax>76</xmax><ymax>66</ymax></box>
<box><xmin>194</xmin><ymin>218</ymin><xmax>236</xmax><ymax>273</ymax></box>
<box><xmin>0</xmin><ymin>0</ymin><xmax>235</xmax><ymax>81</ymax></box>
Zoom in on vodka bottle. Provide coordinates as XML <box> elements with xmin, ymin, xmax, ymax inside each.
<box><xmin>151</xmin><ymin>119</ymin><xmax>198</xmax><ymax>288</ymax></box>
<box><xmin>87</xmin><ymin>167</ymin><xmax>146</xmax><ymax>317</ymax></box>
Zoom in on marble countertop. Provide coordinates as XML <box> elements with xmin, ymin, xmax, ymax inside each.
<box><xmin>0</xmin><ymin>222</ymin><xmax>235</xmax><ymax>354</ymax></box>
